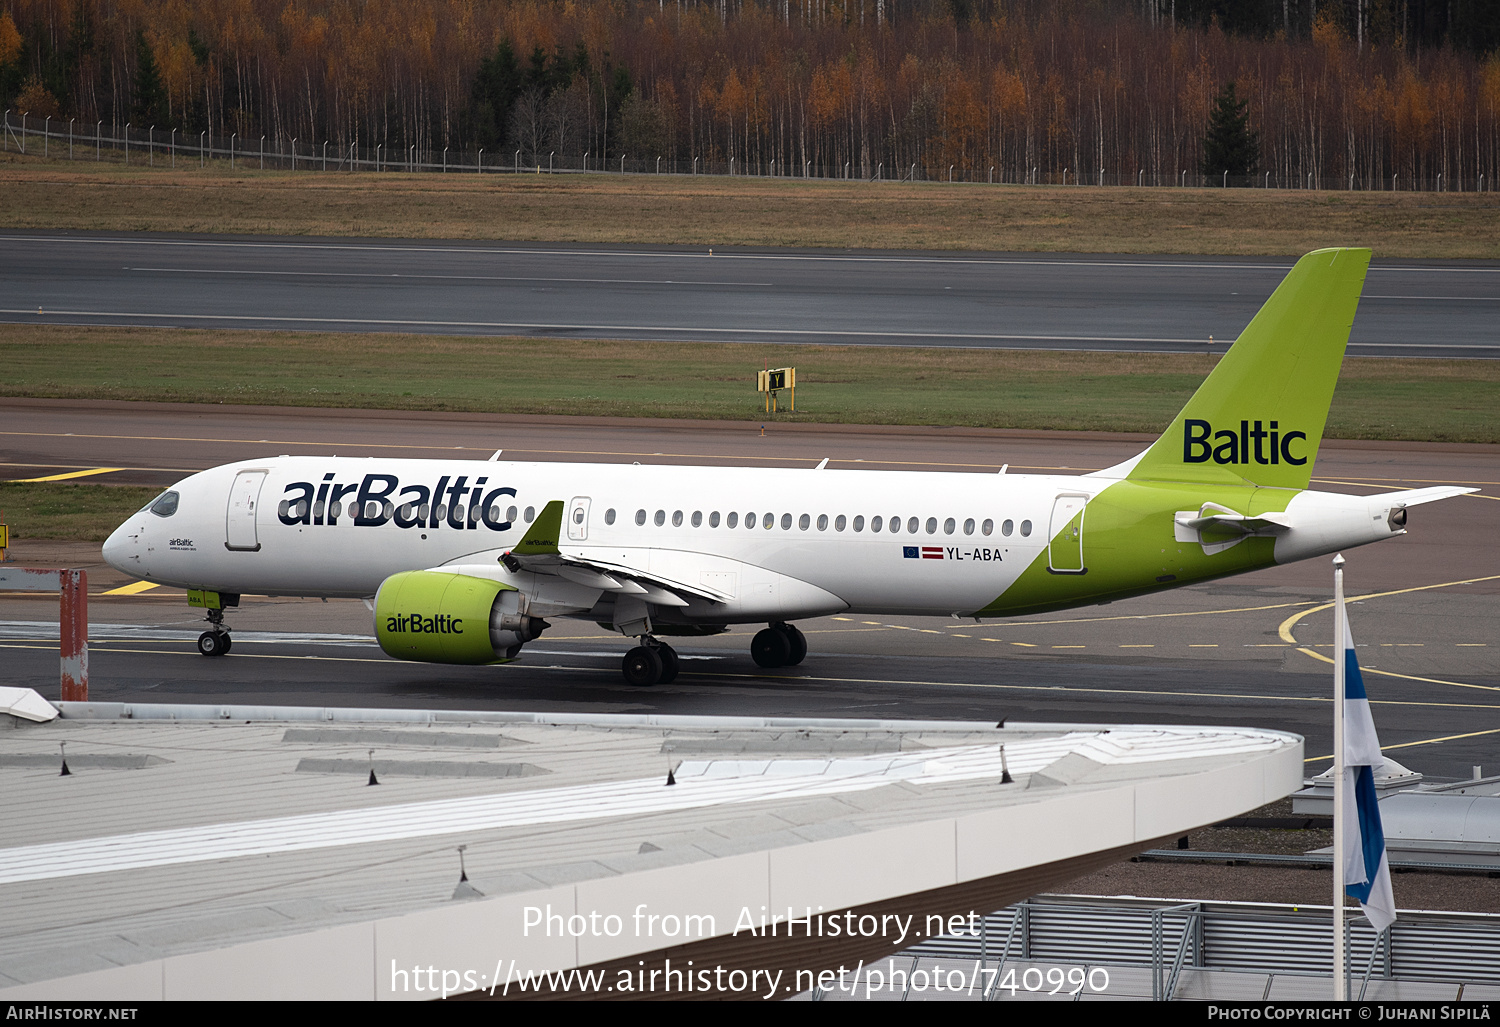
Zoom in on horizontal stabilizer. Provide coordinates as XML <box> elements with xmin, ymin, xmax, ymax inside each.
<box><xmin>1175</xmin><ymin>510</ymin><xmax>1292</xmax><ymax>535</ymax></box>
<box><xmin>1375</xmin><ymin>485</ymin><xmax>1479</xmax><ymax>507</ymax></box>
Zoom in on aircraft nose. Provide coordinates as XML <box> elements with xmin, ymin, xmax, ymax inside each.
<box><xmin>101</xmin><ymin>522</ymin><xmax>135</xmax><ymax>573</ymax></box>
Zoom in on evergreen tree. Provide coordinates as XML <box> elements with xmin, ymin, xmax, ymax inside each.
<box><xmin>1199</xmin><ymin>81</ymin><xmax>1259</xmax><ymax>184</ymax></box>
<box><xmin>469</xmin><ymin>38</ymin><xmax>521</xmax><ymax>149</ymax></box>
<box><xmin>131</xmin><ymin>30</ymin><xmax>168</xmax><ymax>127</ymax></box>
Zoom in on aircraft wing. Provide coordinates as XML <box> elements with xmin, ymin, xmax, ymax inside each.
<box><xmin>499</xmin><ymin>501</ymin><xmax>729</xmax><ymax>606</ymax></box>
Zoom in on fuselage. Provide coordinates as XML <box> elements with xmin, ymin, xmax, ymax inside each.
<box><xmin>102</xmin><ymin>454</ymin><xmax>1407</xmax><ymax>626</ymax></box>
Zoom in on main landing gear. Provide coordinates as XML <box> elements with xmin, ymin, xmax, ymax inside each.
<box><xmin>751</xmin><ymin>621</ymin><xmax>806</xmax><ymax>669</ymax></box>
<box><xmin>197</xmin><ymin>608</ymin><xmax>232</xmax><ymax>657</ymax></box>
<box><xmin>622</xmin><ymin>638</ymin><xmax>680</xmax><ymax>686</ymax></box>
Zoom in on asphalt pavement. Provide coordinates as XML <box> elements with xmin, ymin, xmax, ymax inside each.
<box><xmin>2</xmin><ymin>232</ymin><xmax>1496</xmax><ymax>356</ymax></box>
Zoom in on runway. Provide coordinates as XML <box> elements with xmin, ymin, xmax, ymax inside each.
<box><xmin>3</xmin><ymin>400</ymin><xmax>1497</xmax><ymax>783</ymax></box>
<box><xmin>2</xmin><ymin>232</ymin><xmax>1497</xmax><ymax>356</ymax></box>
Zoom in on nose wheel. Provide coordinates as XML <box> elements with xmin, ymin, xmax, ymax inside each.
<box><xmin>751</xmin><ymin>622</ymin><xmax>806</xmax><ymax>669</ymax></box>
<box><xmin>621</xmin><ymin>638</ymin><xmax>679</xmax><ymax>686</ymax></box>
<box><xmin>197</xmin><ymin>609</ymin><xmax>232</xmax><ymax>657</ymax></box>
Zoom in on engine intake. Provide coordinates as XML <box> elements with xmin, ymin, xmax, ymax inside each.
<box><xmin>374</xmin><ymin>570</ymin><xmax>548</xmax><ymax>664</ymax></box>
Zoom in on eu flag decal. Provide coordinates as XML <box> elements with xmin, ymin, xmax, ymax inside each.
<box><xmin>903</xmin><ymin>547</ymin><xmax>919</xmax><ymax>559</ymax></box>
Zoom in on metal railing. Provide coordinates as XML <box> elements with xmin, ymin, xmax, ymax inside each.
<box><xmin>3</xmin><ymin>112</ymin><xmax>1491</xmax><ymax>193</ymax></box>
<box><xmin>904</xmin><ymin>895</ymin><xmax>1500</xmax><ymax>999</ymax></box>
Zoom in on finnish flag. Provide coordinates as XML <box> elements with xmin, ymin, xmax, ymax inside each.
<box><xmin>1340</xmin><ymin>608</ymin><xmax>1397</xmax><ymax>935</ymax></box>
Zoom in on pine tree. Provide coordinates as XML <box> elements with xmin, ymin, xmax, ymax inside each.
<box><xmin>469</xmin><ymin>39</ymin><xmax>521</xmax><ymax>149</ymax></box>
<box><xmin>131</xmin><ymin>30</ymin><xmax>168</xmax><ymax>127</ymax></box>
<box><xmin>1199</xmin><ymin>81</ymin><xmax>1260</xmax><ymax>184</ymax></box>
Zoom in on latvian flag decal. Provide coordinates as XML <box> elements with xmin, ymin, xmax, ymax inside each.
<box><xmin>903</xmin><ymin>547</ymin><xmax>945</xmax><ymax>560</ymax></box>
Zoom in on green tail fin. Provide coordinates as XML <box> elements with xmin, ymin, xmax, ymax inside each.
<box><xmin>1128</xmin><ymin>247</ymin><xmax>1371</xmax><ymax>490</ymax></box>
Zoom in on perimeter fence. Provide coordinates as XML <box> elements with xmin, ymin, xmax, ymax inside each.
<box><xmin>4</xmin><ymin>111</ymin><xmax>1491</xmax><ymax>193</ymax></box>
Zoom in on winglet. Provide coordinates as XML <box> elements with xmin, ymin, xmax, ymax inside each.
<box><xmin>510</xmin><ymin>500</ymin><xmax>565</xmax><ymax>556</ymax></box>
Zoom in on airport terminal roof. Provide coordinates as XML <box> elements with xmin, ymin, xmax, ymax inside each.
<box><xmin>0</xmin><ymin>698</ymin><xmax>1302</xmax><ymax>1000</ymax></box>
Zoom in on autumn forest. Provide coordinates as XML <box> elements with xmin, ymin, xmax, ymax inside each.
<box><xmin>2</xmin><ymin>0</ymin><xmax>1499</xmax><ymax>187</ymax></box>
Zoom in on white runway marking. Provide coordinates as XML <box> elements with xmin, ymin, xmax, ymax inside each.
<box><xmin>124</xmin><ymin>267</ymin><xmax>774</xmax><ymax>287</ymax></box>
<box><xmin>8</xmin><ymin>234</ymin><xmax>1499</xmax><ymax>273</ymax></box>
<box><xmin>0</xmin><ymin>308</ymin><xmax>1210</xmax><ymax>344</ymax></box>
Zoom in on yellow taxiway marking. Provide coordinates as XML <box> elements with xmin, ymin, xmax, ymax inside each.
<box><xmin>1277</xmin><ymin>572</ymin><xmax>1500</xmax><ymax>693</ymax></box>
<box><xmin>1311</xmin><ymin>475</ymin><xmax>1500</xmax><ymax>488</ymax></box>
<box><xmin>1306</xmin><ymin>726</ymin><xmax>1500</xmax><ymax>763</ymax></box>
<box><xmin>9</xmin><ymin>467</ymin><xmax>123</xmax><ymax>482</ymax></box>
<box><xmin>1119</xmin><ymin>644</ymin><xmax>1155</xmax><ymax>648</ymax></box>
<box><xmin>1188</xmin><ymin>644</ymin><xmax>1219</xmax><ymax>648</ymax></box>
<box><xmin>1310</xmin><ymin>477</ymin><xmax>1496</xmax><ymax>502</ymax></box>
<box><xmin>100</xmin><ymin>581</ymin><xmax>161</xmax><ymax>596</ymax></box>
<box><xmin>992</xmin><ymin>599</ymin><xmax>1318</xmax><ymax>628</ymax></box>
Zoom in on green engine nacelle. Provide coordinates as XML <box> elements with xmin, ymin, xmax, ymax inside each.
<box><xmin>374</xmin><ymin>570</ymin><xmax>547</xmax><ymax>664</ymax></box>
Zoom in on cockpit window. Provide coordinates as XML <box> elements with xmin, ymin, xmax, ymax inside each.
<box><xmin>148</xmin><ymin>491</ymin><xmax>180</xmax><ymax>518</ymax></box>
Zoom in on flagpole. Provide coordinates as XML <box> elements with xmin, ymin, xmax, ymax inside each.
<box><xmin>1332</xmin><ymin>552</ymin><xmax>1346</xmax><ymax>1000</ymax></box>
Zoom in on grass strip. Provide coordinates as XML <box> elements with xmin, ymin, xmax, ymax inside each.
<box><xmin>4</xmin><ymin>325</ymin><xmax>1498</xmax><ymax>443</ymax></box>
<box><xmin>3</xmin><ymin>158</ymin><xmax>1498</xmax><ymax>258</ymax></box>
<box><xmin>0</xmin><ymin>482</ymin><xmax>160</xmax><ymax>543</ymax></box>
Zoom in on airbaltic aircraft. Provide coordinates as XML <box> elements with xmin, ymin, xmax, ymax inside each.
<box><xmin>103</xmin><ymin>248</ymin><xmax>1474</xmax><ymax>685</ymax></box>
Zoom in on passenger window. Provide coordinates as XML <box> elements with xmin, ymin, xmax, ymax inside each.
<box><xmin>148</xmin><ymin>491</ymin><xmax>180</xmax><ymax>517</ymax></box>
<box><xmin>635</xmin><ymin>509</ymin><xmax>647</xmax><ymax>526</ymax></box>
<box><xmin>817</xmin><ymin>514</ymin><xmax>828</xmax><ymax>531</ymax></box>
<box><xmin>691</xmin><ymin>511</ymin><xmax>702</xmax><ymax>527</ymax></box>
<box><xmin>794</xmin><ymin>513</ymin><xmax>805</xmax><ymax>530</ymax></box>
<box><xmin>654</xmin><ymin>510</ymin><xmax>666</xmax><ymax>526</ymax></box>
<box><xmin>870</xmin><ymin>516</ymin><xmax>882</xmax><ymax>532</ymax></box>
<box><xmin>925</xmin><ymin>517</ymin><xmax>937</xmax><ymax>534</ymax></box>
<box><xmin>834</xmin><ymin>514</ymin><xmax>845</xmax><ymax>531</ymax></box>
<box><xmin>745</xmin><ymin>511</ymin><xmax>755</xmax><ymax>528</ymax></box>
<box><xmin>573</xmin><ymin>507</ymin><xmax>585</xmax><ymax>524</ymax></box>
<box><xmin>1000</xmin><ymin>519</ymin><xmax>1012</xmax><ymax>536</ymax></box>
<box><xmin>890</xmin><ymin>516</ymin><xmax>902</xmax><ymax>533</ymax></box>
<box><xmin>524</xmin><ymin>506</ymin><xmax>535</xmax><ymax>522</ymax></box>
<box><xmin>604</xmin><ymin>508</ymin><xmax>616</xmax><ymax>525</ymax></box>
<box><xmin>963</xmin><ymin>517</ymin><xmax>975</xmax><ymax>535</ymax></box>
<box><xmin>763</xmin><ymin>513</ymin><xmax>774</xmax><ymax>529</ymax></box>
<box><xmin>710</xmin><ymin>511</ymin><xmax>721</xmax><ymax>527</ymax></box>
<box><xmin>728</xmin><ymin>512</ymin><xmax>739</xmax><ymax>528</ymax></box>
<box><xmin>507</xmin><ymin>506</ymin><xmax>518</xmax><ymax>523</ymax></box>
<box><xmin>907</xmin><ymin>517</ymin><xmax>919</xmax><ymax>533</ymax></box>
<box><xmin>944</xmin><ymin>517</ymin><xmax>956</xmax><ymax>535</ymax></box>
<box><xmin>672</xmin><ymin>510</ymin><xmax>683</xmax><ymax>527</ymax></box>
<box><xmin>1020</xmin><ymin>519</ymin><xmax>1033</xmax><ymax>536</ymax></box>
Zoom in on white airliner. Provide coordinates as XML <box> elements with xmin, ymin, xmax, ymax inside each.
<box><xmin>102</xmin><ymin>248</ymin><xmax>1474</xmax><ymax>685</ymax></box>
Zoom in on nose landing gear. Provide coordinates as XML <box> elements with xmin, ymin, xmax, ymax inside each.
<box><xmin>751</xmin><ymin>621</ymin><xmax>806</xmax><ymax>669</ymax></box>
<box><xmin>196</xmin><ymin>608</ymin><xmax>233</xmax><ymax>657</ymax></box>
<box><xmin>621</xmin><ymin>637</ymin><xmax>679</xmax><ymax>686</ymax></box>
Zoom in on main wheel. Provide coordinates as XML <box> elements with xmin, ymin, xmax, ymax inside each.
<box><xmin>197</xmin><ymin>631</ymin><xmax>228</xmax><ymax>657</ymax></box>
<box><xmin>751</xmin><ymin>627</ymin><xmax>791</xmax><ymax>668</ymax></box>
<box><xmin>220</xmin><ymin>633</ymin><xmax>233</xmax><ymax>655</ymax></box>
<box><xmin>780</xmin><ymin>623</ymin><xmax>807</xmax><ymax>665</ymax></box>
<box><xmin>656</xmin><ymin>645</ymin><xmax>680</xmax><ymax>684</ymax></box>
<box><xmin>622</xmin><ymin>645</ymin><xmax>664</xmax><ymax>686</ymax></box>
